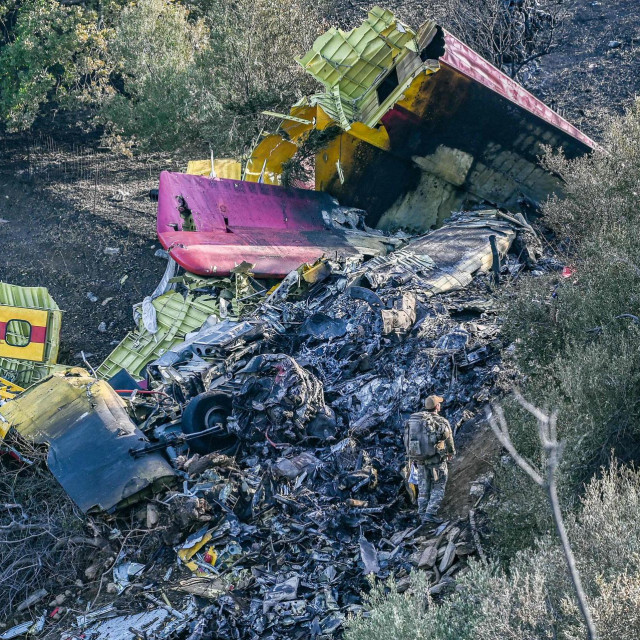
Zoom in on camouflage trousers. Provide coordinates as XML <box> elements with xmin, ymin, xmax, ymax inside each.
<box><xmin>416</xmin><ymin>461</ymin><xmax>448</xmax><ymax>517</ymax></box>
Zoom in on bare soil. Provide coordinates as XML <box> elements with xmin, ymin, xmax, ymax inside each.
<box><xmin>0</xmin><ymin>133</ymin><xmax>181</xmax><ymax>366</ymax></box>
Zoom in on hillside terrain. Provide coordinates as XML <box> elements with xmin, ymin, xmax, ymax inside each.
<box><xmin>0</xmin><ymin>2</ymin><xmax>639</xmax><ymax>638</ymax></box>
<box><xmin>1</xmin><ymin>0</ymin><xmax>637</xmax><ymax>362</ymax></box>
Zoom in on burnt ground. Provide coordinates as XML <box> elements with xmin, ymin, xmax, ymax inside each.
<box><xmin>526</xmin><ymin>0</ymin><xmax>640</xmax><ymax>139</ymax></box>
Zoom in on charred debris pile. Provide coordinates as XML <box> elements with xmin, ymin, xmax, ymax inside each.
<box><xmin>0</xmin><ymin>208</ymin><xmax>559</xmax><ymax>639</ymax></box>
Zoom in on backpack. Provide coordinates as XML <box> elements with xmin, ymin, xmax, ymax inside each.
<box><xmin>404</xmin><ymin>411</ymin><xmax>440</xmax><ymax>461</ymax></box>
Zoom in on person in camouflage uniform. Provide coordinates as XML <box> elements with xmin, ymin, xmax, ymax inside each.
<box><xmin>404</xmin><ymin>394</ymin><xmax>455</xmax><ymax>524</ymax></box>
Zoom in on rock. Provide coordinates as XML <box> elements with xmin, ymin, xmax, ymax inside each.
<box><xmin>155</xmin><ymin>249</ymin><xmax>170</xmax><ymax>259</ymax></box>
<box><xmin>607</xmin><ymin>40</ymin><xmax>622</xmax><ymax>49</ymax></box>
<box><xmin>86</xmin><ymin>292</ymin><xmax>98</xmax><ymax>303</ymax></box>
<box><xmin>438</xmin><ymin>540</ymin><xmax>457</xmax><ymax>573</ymax></box>
<box><xmin>102</xmin><ymin>297</ymin><xmax>114</xmax><ymax>306</ymax></box>
<box><xmin>54</xmin><ymin>594</ymin><xmax>66</xmax><ymax>605</ymax></box>
<box><xmin>98</xmin><ymin>322</ymin><xmax>107</xmax><ymax>333</ymax></box>
<box><xmin>455</xmin><ymin>543</ymin><xmax>474</xmax><ymax>557</ymax></box>
<box><xmin>396</xmin><ymin>576</ymin><xmax>411</xmax><ymax>593</ymax></box>
<box><xmin>447</xmin><ymin>526</ymin><xmax>461</xmax><ymax>542</ymax></box>
<box><xmin>429</xmin><ymin>576</ymin><xmax>456</xmax><ymax>596</ymax></box>
<box><xmin>418</xmin><ymin>544</ymin><xmax>438</xmax><ymax>569</ymax></box>
<box><xmin>443</xmin><ymin>563</ymin><xmax>460</xmax><ymax>578</ymax></box>
<box><xmin>74</xmin><ymin>579</ymin><xmax>84</xmax><ymax>588</ymax></box>
<box><xmin>85</xmin><ymin>563</ymin><xmax>100</xmax><ymax>580</ymax></box>
<box><xmin>106</xmin><ymin>582</ymin><xmax>119</xmax><ymax>594</ymax></box>
<box><xmin>104</xmin><ymin>247</ymin><xmax>120</xmax><ymax>256</ymax></box>
<box><xmin>146</xmin><ymin>503</ymin><xmax>160</xmax><ymax>528</ymax></box>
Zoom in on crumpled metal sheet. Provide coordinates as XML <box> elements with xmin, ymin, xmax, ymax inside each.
<box><xmin>97</xmin><ymin>289</ymin><xmax>220</xmax><ymax>381</ymax></box>
<box><xmin>0</xmin><ymin>282</ymin><xmax>62</xmax><ymax>388</ymax></box>
<box><xmin>363</xmin><ymin>209</ymin><xmax>516</xmax><ymax>291</ymax></box>
<box><xmin>295</xmin><ymin>6</ymin><xmax>421</xmax><ymax>127</ymax></box>
<box><xmin>233</xmin><ymin>354</ymin><xmax>334</xmax><ymax>441</ymax></box>
<box><xmin>78</xmin><ymin>598</ymin><xmax>197</xmax><ymax>640</ymax></box>
<box><xmin>0</xmin><ymin>371</ymin><xmax>176</xmax><ymax>512</ymax></box>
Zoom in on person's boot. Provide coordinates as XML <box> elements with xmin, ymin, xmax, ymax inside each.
<box><xmin>421</xmin><ymin>513</ymin><xmax>444</xmax><ymax>525</ymax></box>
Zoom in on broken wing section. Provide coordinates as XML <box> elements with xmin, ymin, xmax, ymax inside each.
<box><xmin>248</xmin><ymin>7</ymin><xmax>595</xmax><ymax>233</ymax></box>
<box><xmin>0</xmin><ymin>372</ymin><xmax>176</xmax><ymax>513</ymax></box>
<box><xmin>156</xmin><ymin>172</ymin><xmax>366</xmax><ymax>277</ymax></box>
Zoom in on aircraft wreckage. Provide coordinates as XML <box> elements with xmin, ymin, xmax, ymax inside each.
<box><xmin>157</xmin><ymin>7</ymin><xmax>595</xmax><ymax>278</ymax></box>
<box><xmin>244</xmin><ymin>6</ymin><xmax>595</xmax><ymax>229</ymax></box>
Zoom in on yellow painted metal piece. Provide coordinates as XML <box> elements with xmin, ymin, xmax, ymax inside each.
<box><xmin>315</xmin><ymin>131</ymin><xmax>359</xmax><ymax>192</ymax></box>
<box><xmin>363</xmin><ymin>66</ymin><xmax>438</xmax><ymax>128</ymax></box>
<box><xmin>178</xmin><ymin>530</ymin><xmax>213</xmax><ymax>572</ymax></box>
<box><xmin>302</xmin><ymin>260</ymin><xmax>332</xmax><ymax>284</ymax></box>
<box><xmin>204</xmin><ymin>547</ymin><xmax>218</xmax><ymax>567</ymax></box>
<box><xmin>244</xmin><ymin>105</ymin><xmax>329</xmax><ymax>184</ymax></box>
<box><xmin>0</xmin><ymin>376</ymin><xmax>24</xmax><ymax>402</ymax></box>
<box><xmin>0</xmin><ymin>372</ymin><xmax>88</xmax><ymax>440</ymax></box>
<box><xmin>244</xmin><ymin>134</ymin><xmax>298</xmax><ymax>184</ymax></box>
<box><xmin>0</xmin><ymin>283</ymin><xmax>62</xmax><ymax>388</ymax></box>
<box><xmin>0</xmin><ymin>306</ymin><xmax>49</xmax><ymax>362</ymax></box>
<box><xmin>186</xmin><ymin>159</ymin><xmax>242</xmax><ymax>180</ymax></box>
<box><xmin>346</xmin><ymin>121</ymin><xmax>391</xmax><ymax>150</ymax></box>
<box><xmin>0</xmin><ymin>370</ymin><xmax>177</xmax><ymax>511</ymax></box>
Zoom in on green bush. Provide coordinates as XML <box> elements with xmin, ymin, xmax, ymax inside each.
<box><xmin>0</xmin><ymin>0</ymin><xmax>111</xmax><ymax>130</ymax></box>
<box><xmin>99</xmin><ymin>0</ymin><xmax>217</xmax><ymax>152</ymax></box>
<box><xmin>0</xmin><ymin>0</ymin><xmax>324</xmax><ymax>153</ymax></box>
<box><xmin>487</xmin><ymin>100</ymin><xmax>640</xmax><ymax>553</ymax></box>
<box><xmin>345</xmin><ymin>464</ymin><xmax>640</xmax><ymax>640</ymax></box>
<box><xmin>99</xmin><ymin>0</ymin><xmax>325</xmax><ymax>153</ymax></box>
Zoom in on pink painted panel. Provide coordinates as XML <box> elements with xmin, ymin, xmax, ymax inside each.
<box><xmin>157</xmin><ymin>172</ymin><xmax>330</xmax><ymax>234</ymax></box>
<box><xmin>157</xmin><ymin>172</ymin><xmax>356</xmax><ymax>277</ymax></box>
<box><xmin>441</xmin><ymin>32</ymin><xmax>597</xmax><ymax>149</ymax></box>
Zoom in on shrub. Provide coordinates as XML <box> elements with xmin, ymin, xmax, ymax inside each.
<box><xmin>97</xmin><ymin>0</ymin><xmax>324</xmax><ymax>153</ymax></box>
<box><xmin>488</xmin><ymin>99</ymin><xmax>640</xmax><ymax>553</ymax></box>
<box><xmin>0</xmin><ymin>0</ymin><xmax>111</xmax><ymax>130</ymax></box>
<box><xmin>437</xmin><ymin>0</ymin><xmax>566</xmax><ymax>83</ymax></box>
<box><xmin>0</xmin><ymin>0</ymin><xmax>324</xmax><ymax>153</ymax></box>
<box><xmin>345</xmin><ymin>464</ymin><xmax>640</xmax><ymax>640</ymax></box>
<box><xmin>99</xmin><ymin>0</ymin><xmax>217</xmax><ymax>152</ymax></box>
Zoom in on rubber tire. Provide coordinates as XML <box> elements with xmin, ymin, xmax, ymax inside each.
<box><xmin>181</xmin><ymin>392</ymin><xmax>237</xmax><ymax>454</ymax></box>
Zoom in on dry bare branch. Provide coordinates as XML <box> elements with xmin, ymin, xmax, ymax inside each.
<box><xmin>487</xmin><ymin>395</ymin><xmax>598</xmax><ymax>640</ymax></box>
